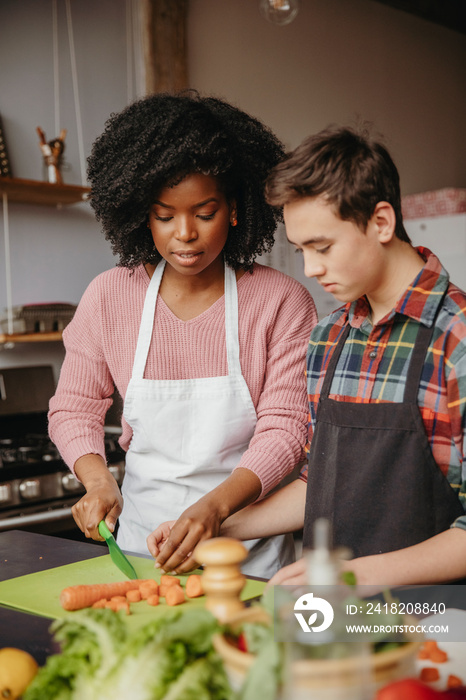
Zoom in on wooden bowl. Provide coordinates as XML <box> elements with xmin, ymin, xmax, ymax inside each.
<box><xmin>213</xmin><ymin>608</ymin><xmax>422</xmax><ymax>698</ymax></box>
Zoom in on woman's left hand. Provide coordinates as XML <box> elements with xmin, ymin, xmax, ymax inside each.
<box><xmin>152</xmin><ymin>499</ymin><xmax>224</xmax><ymax>574</ymax></box>
<box><xmin>147</xmin><ymin>520</ymin><xmax>175</xmax><ymax>559</ymax></box>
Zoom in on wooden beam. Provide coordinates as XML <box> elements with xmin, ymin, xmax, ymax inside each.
<box><xmin>142</xmin><ymin>0</ymin><xmax>189</xmax><ymax>94</ymax></box>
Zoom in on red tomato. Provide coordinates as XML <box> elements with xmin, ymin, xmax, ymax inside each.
<box><xmin>376</xmin><ymin>679</ymin><xmax>441</xmax><ymax>700</ymax></box>
<box><xmin>236</xmin><ymin>633</ymin><xmax>248</xmax><ymax>653</ymax></box>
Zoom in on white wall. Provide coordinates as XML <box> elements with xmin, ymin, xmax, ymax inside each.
<box><xmin>188</xmin><ymin>0</ymin><xmax>466</xmax><ymax>316</ymax></box>
<box><xmin>0</xmin><ymin>0</ymin><xmax>135</xmax><ymax>376</ymax></box>
<box><xmin>1</xmin><ymin>0</ymin><xmax>465</xmax><ymax>371</ymax></box>
<box><xmin>188</xmin><ymin>0</ymin><xmax>466</xmax><ymax>194</ymax></box>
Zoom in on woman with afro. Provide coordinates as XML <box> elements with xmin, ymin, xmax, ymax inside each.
<box><xmin>49</xmin><ymin>91</ymin><xmax>317</xmax><ymax>578</ymax></box>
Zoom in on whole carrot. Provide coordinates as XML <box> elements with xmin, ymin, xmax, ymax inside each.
<box><xmin>60</xmin><ymin>580</ymin><xmax>141</xmax><ymax>611</ymax></box>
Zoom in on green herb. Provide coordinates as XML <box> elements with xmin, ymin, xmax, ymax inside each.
<box><xmin>340</xmin><ymin>570</ymin><xmax>357</xmax><ymax>587</ymax></box>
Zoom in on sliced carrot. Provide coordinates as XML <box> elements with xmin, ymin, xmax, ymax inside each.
<box><xmin>139</xmin><ymin>578</ymin><xmax>158</xmax><ymax>587</ymax></box>
<box><xmin>159</xmin><ymin>584</ymin><xmax>169</xmax><ymax>597</ymax></box>
<box><xmin>139</xmin><ymin>581</ymin><xmax>159</xmax><ymax>599</ymax></box>
<box><xmin>91</xmin><ymin>598</ymin><xmax>108</xmax><ymax>609</ymax></box>
<box><xmin>126</xmin><ymin>589</ymin><xmax>142</xmax><ymax>603</ymax></box>
<box><xmin>447</xmin><ymin>675</ymin><xmax>464</xmax><ymax>688</ymax></box>
<box><xmin>160</xmin><ymin>575</ymin><xmax>180</xmax><ymax>587</ymax></box>
<box><xmin>165</xmin><ymin>585</ymin><xmax>185</xmax><ymax>606</ymax></box>
<box><xmin>420</xmin><ymin>667</ymin><xmax>440</xmax><ymax>683</ymax></box>
<box><xmin>60</xmin><ymin>580</ymin><xmax>142</xmax><ymax>611</ymax></box>
<box><xmin>423</xmin><ymin>640</ymin><xmax>439</xmax><ymax>653</ymax></box>
<box><xmin>140</xmin><ymin>579</ymin><xmax>158</xmax><ymax>591</ymax></box>
<box><xmin>115</xmin><ymin>600</ymin><xmax>131</xmax><ymax>615</ymax></box>
<box><xmin>417</xmin><ymin>648</ymin><xmax>430</xmax><ymax>660</ymax></box>
<box><xmin>430</xmin><ymin>648</ymin><xmax>448</xmax><ymax>663</ymax></box>
<box><xmin>147</xmin><ymin>593</ymin><xmax>160</xmax><ymax>606</ymax></box>
<box><xmin>140</xmin><ymin>581</ymin><xmax>159</xmax><ymax>599</ymax></box>
<box><xmin>110</xmin><ymin>596</ymin><xmax>127</xmax><ymax>603</ymax></box>
<box><xmin>185</xmin><ymin>574</ymin><xmax>203</xmax><ymax>598</ymax></box>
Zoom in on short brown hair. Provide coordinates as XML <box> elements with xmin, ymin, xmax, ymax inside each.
<box><xmin>266</xmin><ymin>126</ymin><xmax>410</xmax><ymax>242</ymax></box>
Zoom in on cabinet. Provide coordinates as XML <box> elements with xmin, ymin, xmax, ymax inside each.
<box><xmin>0</xmin><ymin>178</ymin><xmax>90</xmax><ymax>345</ymax></box>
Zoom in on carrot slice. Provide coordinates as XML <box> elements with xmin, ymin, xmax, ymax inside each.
<box><xmin>115</xmin><ymin>600</ymin><xmax>131</xmax><ymax>615</ymax></box>
<box><xmin>110</xmin><ymin>596</ymin><xmax>127</xmax><ymax>603</ymax></box>
<box><xmin>430</xmin><ymin>648</ymin><xmax>448</xmax><ymax>663</ymax></box>
<box><xmin>147</xmin><ymin>593</ymin><xmax>160</xmax><ymax>606</ymax></box>
<box><xmin>160</xmin><ymin>575</ymin><xmax>180</xmax><ymax>587</ymax></box>
<box><xmin>91</xmin><ymin>598</ymin><xmax>108</xmax><ymax>609</ymax></box>
<box><xmin>126</xmin><ymin>589</ymin><xmax>142</xmax><ymax>603</ymax></box>
<box><xmin>420</xmin><ymin>667</ymin><xmax>440</xmax><ymax>683</ymax></box>
<box><xmin>185</xmin><ymin>574</ymin><xmax>203</xmax><ymax>598</ymax></box>
<box><xmin>140</xmin><ymin>581</ymin><xmax>159</xmax><ymax>599</ymax></box>
<box><xmin>165</xmin><ymin>585</ymin><xmax>185</xmax><ymax>606</ymax></box>
<box><xmin>447</xmin><ymin>675</ymin><xmax>464</xmax><ymax>688</ymax></box>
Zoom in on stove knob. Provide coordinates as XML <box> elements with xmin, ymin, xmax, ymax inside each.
<box><xmin>19</xmin><ymin>478</ymin><xmax>41</xmax><ymax>499</ymax></box>
<box><xmin>61</xmin><ymin>473</ymin><xmax>83</xmax><ymax>492</ymax></box>
<box><xmin>0</xmin><ymin>484</ymin><xmax>12</xmax><ymax>503</ymax></box>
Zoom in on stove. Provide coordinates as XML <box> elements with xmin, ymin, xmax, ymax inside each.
<box><xmin>0</xmin><ymin>365</ymin><xmax>125</xmax><ymax>537</ymax></box>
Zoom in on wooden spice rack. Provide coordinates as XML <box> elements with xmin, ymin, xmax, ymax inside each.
<box><xmin>0</xmin><ymin>177</ymin><xmax>90</xmax><ymax>206</ymax></box>
<box><xmin>0</xmin><ymin>331</ymin><xmax>63</xmax><ymax>345</ymax></box>
<box><xmin>0</xmin><ymin>178</ymin><xmax>89</xmax><ymax>346</ymax></box>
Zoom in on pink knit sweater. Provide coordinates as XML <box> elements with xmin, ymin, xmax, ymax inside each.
<box><xmin>48</xmin><ymin>263</ymin><xmax>317</xmax><ymax>495</ymax></box>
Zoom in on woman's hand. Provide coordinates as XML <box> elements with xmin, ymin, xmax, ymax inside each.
<box><xmin>153</xmin><ymin>499</ymin><xmax>225</xmax><ymax>574</ymax></box>
<box><xmin>152</xmin><ymin>468</ymin><xmax>262</xmax><ymax>574</ymax></box>
<box><xmin>147</xmin><ymin>520</ymin><xmax>176</xmax><ymax>559</ymax></box>
<box><xmin>72</xmin><ymin>482</ymin><xmax>123</xmax><ymax>540</ymax></box>
<box><xmin>72</xmin><ymin>454</ymin><xmax>123</xmax><ymax>540</ymax></box>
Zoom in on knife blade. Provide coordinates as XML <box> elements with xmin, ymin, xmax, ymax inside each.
<box><xmin>98</xmin><ymin>520</ymin><xmax>139</xmax><ymax>580</ymax></box>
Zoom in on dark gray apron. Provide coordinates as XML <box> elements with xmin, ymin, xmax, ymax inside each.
<box><xmin>303</xmin><ymin>313</ymin><xmax>464</xmax><ymax>558</ymax></box>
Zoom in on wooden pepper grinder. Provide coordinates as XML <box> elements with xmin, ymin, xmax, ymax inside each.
<box><xmin>194</xmin><ymin>537</ymin><xmax>248</xmax><ymax>623</ymax></box>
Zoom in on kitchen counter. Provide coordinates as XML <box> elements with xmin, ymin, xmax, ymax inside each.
<box><xmin>0</xmin><ymin>530</ymin><xmax>110</xmax><ymax>664</ymax></box>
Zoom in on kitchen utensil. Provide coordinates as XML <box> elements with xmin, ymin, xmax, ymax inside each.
<box><xmin>98</xmin><ymin>520</ymin><xmax>138</xmax><ymax>580</ymax></box>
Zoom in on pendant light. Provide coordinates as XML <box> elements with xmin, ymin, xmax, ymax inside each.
<box><xmin>259</xmin><ymin>0</ymin><xmax>300</xmax><ymax>26</ymax></box>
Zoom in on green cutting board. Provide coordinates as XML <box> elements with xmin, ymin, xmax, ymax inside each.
<box><xmin>0</xmin><ymin>553</ymin><xmax>265</xmax><ymax>630</ymax></box>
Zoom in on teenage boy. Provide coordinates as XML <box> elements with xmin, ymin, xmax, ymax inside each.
<box><xmin>221</xmin><ymin>126</ymin><xmax>466</xmax><ymax>587</ymax></box>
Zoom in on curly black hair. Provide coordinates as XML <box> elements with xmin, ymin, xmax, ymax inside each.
<box><xmin>87</xmin><ymin>91</ymin><xmax>285</xmax><ymax>270</ymax></box>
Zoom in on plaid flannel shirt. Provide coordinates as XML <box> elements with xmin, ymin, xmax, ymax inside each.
<box><xmin>301</xmin><ymin>247</ymin><xmax>466</xmax><ymax>531</ymax></box>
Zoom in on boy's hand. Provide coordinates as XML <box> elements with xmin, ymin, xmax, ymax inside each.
<box><xmin>267</xmin><ymin>557</ymin><xmax>307</xmax><ymax>586</ymax></box>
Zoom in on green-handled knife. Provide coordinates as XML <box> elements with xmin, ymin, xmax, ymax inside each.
<box><xmin>98</xmin><ymin>520</ymin><xmax>139</xmax><ymax>580</ymax></box>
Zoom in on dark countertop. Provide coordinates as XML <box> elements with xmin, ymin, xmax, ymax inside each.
<box><xmin>0</xmin><ymin>530</ymin><xmax>108</xmax><ymax>665</ymax></box>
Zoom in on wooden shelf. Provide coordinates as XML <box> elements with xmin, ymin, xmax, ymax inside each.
<box><xmin>0</xmin><ymin>331</ymin><xmax>63</xmax><ymax>345</ymax></box>
<box><xmin>0</xmin><ymin>177</ymin><xmax>90</xmax><ymax>206</ymax></box>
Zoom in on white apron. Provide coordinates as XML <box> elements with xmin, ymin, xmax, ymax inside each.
<box><xmin>117</xmin><ymin>259</ymin><xmax>295</xmax><ymax>578</ymax></box>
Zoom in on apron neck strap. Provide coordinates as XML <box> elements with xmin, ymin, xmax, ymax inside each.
<box><xmin>132</xmin><ymin>259</ymin><xmax>241</xmax><ymax>380</ymax></box>
<box><xmin>320</xmin><ymin>324</ymin><xmax>351</xmax><ymax>399</ymax></box>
